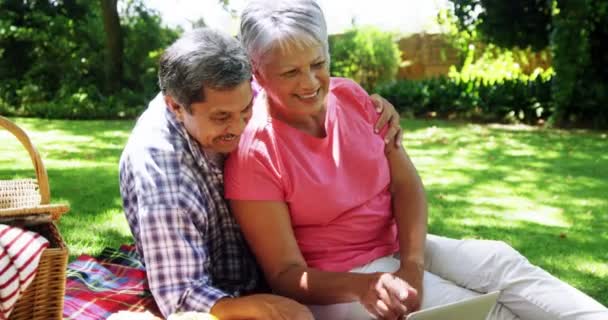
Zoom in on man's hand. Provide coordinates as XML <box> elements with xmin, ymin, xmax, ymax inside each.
<box><xmin>370</xmin><ymin>94</ymin><xmax>403</xmax><ymax>150</ymax></box>
<box><xmin>249</xmin><ymin>294</ymin><xmax>313</xmax><ymax>320</ymax></box>
<box><xmin>359</xmin><ymin>273</ymin><xmax>418</xmax><ymax>320</ymax></box>
<box><xmin>211</xmin><ymin>294</ymin><xmax>313</xmax><ymax>320</ymax></box>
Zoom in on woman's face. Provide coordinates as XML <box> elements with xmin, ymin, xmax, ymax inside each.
<box><xmin>254</xmin><ymin>41</ymin><xmax>330</xmax><ymax>118</ymax></box>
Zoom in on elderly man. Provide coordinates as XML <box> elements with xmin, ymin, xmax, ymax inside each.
<box><xmin>119</xmin><ymin>28</ymin><xmax>401</xmax><ymax>319</ymax></box>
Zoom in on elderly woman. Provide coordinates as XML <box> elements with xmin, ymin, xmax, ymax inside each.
<box><xmin>224</xmin><ymin>1</ymin><xmax>608</xmax><ymax>319</ymax></box>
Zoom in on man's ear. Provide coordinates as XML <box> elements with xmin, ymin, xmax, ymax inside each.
<box><xmin>164</xmin><ymin>95</ymin><xmax>185</xmax><ymax>122</ymax></box>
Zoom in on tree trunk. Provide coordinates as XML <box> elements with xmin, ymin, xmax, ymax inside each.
<box><xmin>100</xmin><ymin>0</ymin><xmax>123</xmax><ymax>93</ymax></box>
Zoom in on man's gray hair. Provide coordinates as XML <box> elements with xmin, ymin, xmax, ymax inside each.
<box><xmin>239</xmin><ymin>0</ymin><xmax>329</xmax><ymax>70</ymax></box>
<box><xmin>158</xmin><ymin>28</ymin><xmax>251</xmax><ymax>113</ymax></box>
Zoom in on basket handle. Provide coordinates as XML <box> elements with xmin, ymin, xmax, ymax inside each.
<box><xmin>0</xmin><ymin>116</ymin><xmax>50</xmax><ymax>205</ymax></box>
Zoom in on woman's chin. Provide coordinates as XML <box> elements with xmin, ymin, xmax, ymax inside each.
<box><xmin>292</xmin><ymin>96</ymin><xmax>325</xmax><ymax>114</ymax></box>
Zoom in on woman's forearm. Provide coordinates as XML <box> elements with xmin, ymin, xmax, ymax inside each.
<box><xmin>271</xmin><ymin>264</ymin><xmax>371</xmax><ymax>305</ymax></box>
<box><xmin>389</xmin><ymin>147</ymin><xmax>427</xmax><ymax>302</ymax></box>
<box><xmin>393</xmin><ymin>184</ymin><xmax>427</xmax><ymax>266</ymax></box>
<box><xmin>388</xmin><ymin>147</ymin><xmax>428</xmax><ymax>266</ymax></box>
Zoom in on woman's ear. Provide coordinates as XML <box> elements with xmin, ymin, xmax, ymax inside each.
<box><xmin>164</xmin><ymin>95</ymin><xmax>185</xmax><ymax>122</ymax></box>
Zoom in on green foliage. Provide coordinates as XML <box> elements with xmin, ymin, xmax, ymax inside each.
<box><xmin>451</xmin><ymin>0</ymin><xmax>552</xmax><ymax>51</ymax></box>
<box><xmin>449</xmin><ymin>44</ymin><xmax>554</xmax><ymax>84</ymax></box>
<box><xmin>121</xmin><ymin>1</ymin><xmax>179</xmax><ymax>102</ymax></box>
<box><xmin>0</xmin><ymin>1</ymin><xmax>102</xmax><ymax>108</ymax></box>
<box><xmin>0</xmin><ymin>0</ymin><xmax>178</xmax><ymax>119</ymax></box>
<box><xmin>376</xmin><ymin>76</ymin><xmax>552</xmax><ymax>125</ymax></box>
<box><xmin>550</xmin><ymin>0</ymin><xmax>608</xmax><ymax>128</ymax></box>
<box><xmin>438</xmin><ymin>8</ymin><xmax>553</xmax><ymax>82</ymax></box>
<box><xmin>449</xmin><ymin>0</ymin><xmax>608</xmax><ymax>129</ymax></box>
<box><xmin>329</xmin><ymin>27</ymin><xmax>401</xmax><ymax>92</ymax></box>
<box><xmin>383</xmin><ymin>10</ymin><xmax>553</xmax><ymax>125</ymax></box>
<box><xmin>437</xmin><ymin>8</ymin><xmax>478</xmax><ymax>63</ymax></box>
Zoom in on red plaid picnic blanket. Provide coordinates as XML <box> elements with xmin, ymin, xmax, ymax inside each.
<box><xmin>63</xmin><ymin>244</ymin><xmax>161</xmax><ymax>319</ymax></box>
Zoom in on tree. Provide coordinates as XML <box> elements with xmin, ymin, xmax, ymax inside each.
<box><xmin>452</xmin><ymin>0</ymin><xmax>552</xmax><ymax>51</ymax></box>
<box><xmin>0</xmin><ymin>0</ymin><xmax>234</xmax><ymax>119</ymax></box>
<box><xmin>0</xmin><ymin>0</ymin><xmax>100</xmax><ymax>106</ymax></box>
<box><xmin>100</xmin><ymin>0</ymin><xmax>123</xmax><ymax>93</ymax></box>
<box><xmin>0</xmin><ymin>0</ymin><xmax>178</xmax><ymax>119</ymax></box>
<box><xmin>450</xmin><ymin>0</ymin><xmax>608</xmax><ymax>128</ymax></box>
<box><xmin>550</xmin><ymin>0</ymin><xmax>608</xmax><ymax>128</ymax></box>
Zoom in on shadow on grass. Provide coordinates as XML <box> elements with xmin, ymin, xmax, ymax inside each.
<box><xmin>403</xmin><ymin>119</ymin><xmax>607</xmax><ymax>223</ymax></box>
<box><xmin>401</xmin><ymin>119</ymin><xmax>608</xmax><ymax>304</ymax></box>
<box><xmin>2</xmin><ymin>117</ymin><xmax>606</xmax><ymax>303</ymax></box>
<box><xmin>0</xmin><ymin>118</ymin><xmax>134</xmax><ymax>171</ymax></box>
<box><xmin>0</xmin><ymin>165</ymin><xmax>133</xmax><ymax>257</ymax></box>
<box><xmin>1</xmin><ymin>119</ymin><xmax>135</xmax><ymax>259</ymax></box>
<box><xmin>7</xmin><ymin>117</ymin><xmax>135</xmax><ymax>138</ymax></box>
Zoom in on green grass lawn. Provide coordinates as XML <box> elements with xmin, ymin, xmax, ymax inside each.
<box><xmin>1</xmin><ymin>117</ymin><xmax>607</xmax><ymax>305</ymax></box>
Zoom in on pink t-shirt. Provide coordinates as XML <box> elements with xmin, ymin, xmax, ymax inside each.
<box><xmin>224</xmin><ymin>77</ymin><xmax>399</xmax><ymax>272</ymax></box>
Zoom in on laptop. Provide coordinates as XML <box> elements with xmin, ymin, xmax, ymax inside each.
<box><xmin>406</xmin><ymin>291</ymin><xmax>500</xmax><ymax>320</ymax></box>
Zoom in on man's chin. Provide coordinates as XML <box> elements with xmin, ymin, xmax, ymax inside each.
<box><xmin>218</xmin><ymin>149</ymin><xmax>235</xmax><ymax>155</ymax></box>
<box><xmin>213</xmin><ymin>141</ymin><xmax>240</xmax><ymax>154</ymax></box>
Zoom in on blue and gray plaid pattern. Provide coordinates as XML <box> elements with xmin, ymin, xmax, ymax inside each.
<box><xmin>119</xmin><ymin>94</ymin><xmax>261</xmax><ymax>317</ymax></box>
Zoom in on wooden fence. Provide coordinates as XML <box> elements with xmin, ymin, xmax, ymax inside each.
<box><xmin>397</xmin><ymin>33</ymin><xmax>552</xmax><ymax>80</ymax></box>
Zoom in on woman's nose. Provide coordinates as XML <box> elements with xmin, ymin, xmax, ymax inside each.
<box><xmin>300</xmin><ymin>69</ymin><xmax>319</xmax><ymax>89</ymax></box>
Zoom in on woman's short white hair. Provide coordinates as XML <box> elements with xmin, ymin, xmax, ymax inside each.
<box><xmin>239</xmin><ymin>0</ymin><xmax>329</xmax><ymax>70</ymax></box>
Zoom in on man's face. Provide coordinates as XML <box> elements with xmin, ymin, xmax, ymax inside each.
<box><xmin>168</xmin><ymin>81</ymin><xmax>254</xmax><ymax>154</ymax></box>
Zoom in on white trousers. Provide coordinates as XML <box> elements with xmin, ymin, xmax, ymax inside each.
<box><xmin>308</xmin><ymin>235</ymin><xmax>608</xmax><ymax>320</ymax></box>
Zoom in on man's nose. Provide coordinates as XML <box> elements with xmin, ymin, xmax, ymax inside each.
<box><xmin>227</xmin><ymin>116</ymin><xmax>248</xmax><ymax>135</ymax></box>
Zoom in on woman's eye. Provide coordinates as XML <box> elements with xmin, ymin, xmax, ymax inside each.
<box><xmin>312</xmin><ymin>61</ymin><xmax>325</xmax><ymax>68</ymax></box>
<box><xmin>282</xmin><ymin>70</ymin><xmax>298</xmax><ymax>77</ymax></box>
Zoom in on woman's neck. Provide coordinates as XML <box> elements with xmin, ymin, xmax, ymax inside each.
<box><xmin>267</xmin><ymin>97</ymin><xmax>327</xmax><ymax>138</ymax></box>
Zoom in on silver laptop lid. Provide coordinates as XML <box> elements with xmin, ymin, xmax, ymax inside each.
<box><xmin>406</xmin><ymin>291</ymin><xmax>500</xmax><ymax>320</ymax></box>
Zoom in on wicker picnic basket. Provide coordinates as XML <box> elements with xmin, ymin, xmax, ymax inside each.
<box><xmin>0</xmin><ymin>116</ymin><xmax>69</xmax><ymax>320</ymax></box>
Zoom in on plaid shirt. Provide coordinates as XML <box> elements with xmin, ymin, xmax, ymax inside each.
<box><xmin>119</xmin><ymin>94</ymin><xmax>262</xmax><ymax>317</ymax></box>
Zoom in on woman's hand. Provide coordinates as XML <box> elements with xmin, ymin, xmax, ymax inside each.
<box><xmin>359</xmin><ymin>272</ymin><xmax>418</xmax><ymax>320</ymax></box>
<box><xmin>393</xmin><ymin>261</ymin><xmax>424</xmax><ymax>313</ymax></box>
<box><xmin>370</xmin><ymin>94</ymin><xmax>403</xmax><ymax>150</ymax></box>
